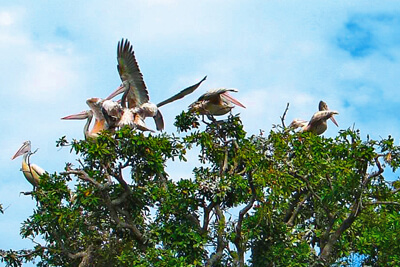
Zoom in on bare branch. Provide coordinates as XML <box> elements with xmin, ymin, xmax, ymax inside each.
<box><xmin>280</xmin><ymin>103</ymin><xmax>290</xmax><ymax>128</ymax></box>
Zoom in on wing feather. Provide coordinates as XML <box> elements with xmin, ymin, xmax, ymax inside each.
<box><xmin>117</xmin><ymin>39</ymin><xmax>149</xmax><ymax>108</ymax></box>
<box><xmin>198</xmin><ymin>88</ymin><xmax>238</xmax><ymax>101</ymax></box>
<box><xmin>157</xmin><ymin>76</ymin><xmax>207</xmax><ymax>107</ymax></box>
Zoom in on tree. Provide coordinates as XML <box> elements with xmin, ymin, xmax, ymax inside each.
<box><xmin>1</xmin><ymin>110</ymin><xmax>400</xmax><ymax>266</ymax></box>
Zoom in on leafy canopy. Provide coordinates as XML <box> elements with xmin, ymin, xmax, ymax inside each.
<box><xmin>1</xmin><ymin>111</ymin><xmax>400</xmax><ymax>267</ymax></box>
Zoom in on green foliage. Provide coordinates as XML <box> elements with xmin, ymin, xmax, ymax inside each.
<box><xmin>2</xmin><ymin>113</ymin><xmax>400</xmax><ymax>266</ymax></box>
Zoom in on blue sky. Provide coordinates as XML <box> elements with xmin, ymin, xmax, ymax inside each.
<box><xmin>1</xmin><ymin>0</ymin><xmax>400</xmax><ymax>262</ymax></box>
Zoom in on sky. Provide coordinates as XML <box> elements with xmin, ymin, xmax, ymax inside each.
<box><xmin>1</xmin><ymin>0</ymin><xmax>400</xmax><ymax>264</ymax></box>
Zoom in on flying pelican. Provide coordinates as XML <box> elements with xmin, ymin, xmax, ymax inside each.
<box><xmin>106</xmin><ymin>39</ymin><xmax>207</xmax><ymax>131</ymax></box>
<box><xmin>62</xmin><ymin>97</ymin><xmax>110</xmax><ymax>139</ymax></box>
<box><xmin>11</xmin><ymin>141</ymin><xmax>45</xmax><ymax>188</ymax></box>
<box><xmin>289</xmin><ymin>101</ymin><xmax>339</xmax><ymax>135</ymax></box>
<box><xmin>188</xmin><ymin>88</ymin><xmax>246</xmax><ymax>117</ymax></box>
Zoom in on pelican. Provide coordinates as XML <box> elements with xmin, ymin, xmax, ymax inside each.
<box><xmin>11</xmin><ymin>141</ymin><xmax>45</xmax><ymax>187</ymax></box>
<box><xmin>62</xmin><ymin>97</ymin><xmax>109</xmax><ymax>139</ymax></box>
<box><xmin>289</xmin><ymin>101</ymin><xmax>339</xmax><ymax>135</ymax></box>
<box><xmin>188</xmin><ymin>88</ymin><xmax>246</xmax><ymax>117</ymax></box>
<box><xmin>106</xmin><ymin>39</ymin><xmax>207</xmax><ymax>131</ymax></box>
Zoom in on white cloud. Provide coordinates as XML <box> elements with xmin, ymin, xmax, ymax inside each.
<box><xmin>0</xmin><ymin>11</ymin><xmax>14</xmax><ymax>26</ymax></box>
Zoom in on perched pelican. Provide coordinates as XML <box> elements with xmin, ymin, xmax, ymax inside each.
<box><xmin>106</xmin><ymin>39</ymin><xmax>207</xmax><ymax>131</ymax></box>
<box><xmin>11</xmin><ymin>141</ymin><xmax>45</xmax><ymax>187</ymax></box>
<box><xmin>188</xmin><ymin>88</ymin><xmax>246</xmax><ymax>117</ymax></box>
<box><xmin>62</xmin><ymin>97</ymin><xmax>110</xmax><ymax>139</ymax></box>
<box><xmin>289</xmin><ymin>101</ymin><xmax>339</xmax><ymax>135</ymax></box>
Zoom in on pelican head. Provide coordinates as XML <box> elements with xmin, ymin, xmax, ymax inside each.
<box><xmin>11</xmin><ymin>140</ymin><xmax>32</xmax><ymax>160</ymax></box>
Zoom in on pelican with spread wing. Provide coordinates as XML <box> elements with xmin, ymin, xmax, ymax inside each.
<box><xmin>289</xmin><ymin>100</ymin><xmax>339</xmax><ymax>135</ymax></box>
<box><xmin>106</xmin><ymin>39</ymin><xmax>207</xmax><ymax>131</ymax></box>
<box><xmin>189</xmin><ymin>88</ymin><xmax>246</xmax><ymax>117</ymax></box>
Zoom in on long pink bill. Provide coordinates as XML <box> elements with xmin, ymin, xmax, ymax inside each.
<box><xmin>105</xmin><ymin>84</ymin><xmax>125</xmax><ymax>100</ymax></box>
<box><xmin>222</xmin><ymin>92</ymin><xmax>246</xmax><ymax>108</ymax></box>
<box><xmin>330</xmin><ymin>116</ymin><xmax>339</xmax><ymax>127</ymax></box>
<box><xmin>11</xmin><ymin>141</ymin><xmax>31</xmax><ymax>160</ymax></box>
<box><xmin>61</xmin><ymin>110</ymin><xmax>89</xmax><ymax>120</ymax></box>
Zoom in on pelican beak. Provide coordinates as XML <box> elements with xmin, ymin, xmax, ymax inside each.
<box><xmin>11</xmin><ymin>141</ymin><xmax>31</xmax><ymax>160</ymax></box>
<box><xmin>105</xmin><ymin>84</ymin><xmax>125</xmax><ymax>100</ymax></box>
<box><xmin>222</xmin><ymin>92</ymin><xmax>246</xmax><ymax>108</ymax></box>
<box><xmin>330</xmin><ymin>113</ymin><xmax>339</xmax><ymax>127</ymax></box>
<box><xmin>61</xmin><ymin>110</ymin><xmax>89</xmax><ymax>120</ymax></box>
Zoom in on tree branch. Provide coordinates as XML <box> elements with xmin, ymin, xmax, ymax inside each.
<box><xmin>319</xmin><ymin>199</ymin><xmax>361</xmax><ymax>260</ymax></box>
<box><xmin>206</xmin><ymin>205</ymin><xmax>226</xmax><ymax>267</ymax></box>
<box><xmin>61</xmin><ymin>169</ymin><xmax>104</xmax><ymax>189</ymax></box>
<box><xmin>234</xmin><ymin>172</ymin><xmax>256</xmax><ymax>267</ymax></box>
<box><xmin>280</xmin><ymin>103</ymin><xmax>290</xmax><ymax>128</ymax></box>
<box><xmin>63</xmin><ymin>168</ymin><xmax>147</xmax><ymax>251</ymax></box>
<box><xmin>202</xmin><ymin>201</ymin><xmax>217</xmax><ymax>234</ymax></box>
<box><xmin>286</xmin><ymin>192</ymin><xmax>311</xmax><ymax>227</ymax></box>
<box><xmin>364</xmin><ymin>201</ymin><xmax>400</xmax><ymax>206</ymax></box>
<box><xmin>68</xmin><ymin>245</ymin><xmax>93</xmax><ymax>267</ymax></box>
<box><xmin>391</xmin><ymin>187</ymin><xmax>400</xmax><ymax>195</ymax></box>
<box><xmin>284</xmin><ymin>189</ymin><xmax>306</xmax><ymax>224</ymax></box>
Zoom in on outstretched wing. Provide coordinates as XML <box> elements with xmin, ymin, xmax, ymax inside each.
<box><xmin>198</xmin><ymin>88</ymin><xmax>246</xmax><ymax>108</ymax></box>
<box><xmin>198</xmin><ymin>88</ymin><xmax>237</xmax><ymax>102</ymax></box>
<box><xmin>157</xmin><ymin>76</ymin><xmax>207</xmax><ymax>107</ymax></box>
<box><xmin>117</xmin><ymin>39</ymin><xmax>149</xmax><ymax>108</ymax></box>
